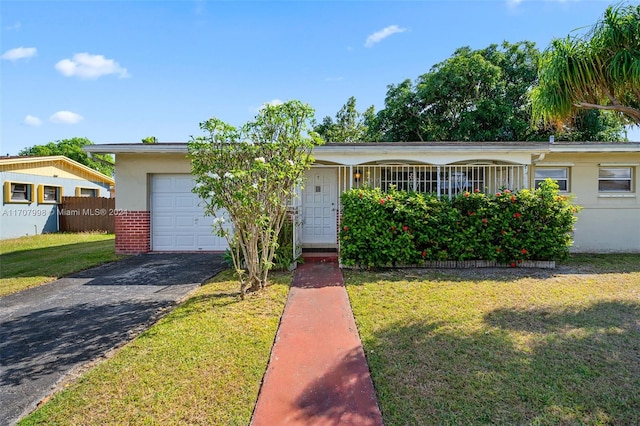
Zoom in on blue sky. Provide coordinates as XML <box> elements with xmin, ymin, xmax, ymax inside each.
<box><xmin>2</xmin><ymin>0</ymin><xmax>638</xmax><ymax>154</ymax></box>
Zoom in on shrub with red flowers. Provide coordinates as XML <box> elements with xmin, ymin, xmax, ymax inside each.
<box><xmin>339</xmin><ymin>179</ymin><xmax>580</xmax><ymax>267</ymax></box>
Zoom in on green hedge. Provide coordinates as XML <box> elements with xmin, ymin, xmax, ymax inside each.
<box><xmin>339</xmin><ymin>179</ymin><xmax>580</xmax><ymax>268</ymax></box>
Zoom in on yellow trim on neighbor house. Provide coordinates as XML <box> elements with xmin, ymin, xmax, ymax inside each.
<box><xmin>0</xmin><ymin>156</ymin><xmax>114</xmax><ymax>185</ymax></box>
<box><xmin>75</xmin><ymin>186</ymin><xmax>100</xmax><ymax>197</ymax></box>
<box><xmin>3</xmin><ymin>181</ymin><xmax>35</xmax><ymax>204</ymax></box>
<box><xmin>38</xmin><ymin>184</ymin><xmax>62</xmax><ymax>204</ymax></box>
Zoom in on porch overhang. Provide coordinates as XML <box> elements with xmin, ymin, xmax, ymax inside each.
<box><xmin>312</xmin><ymin>142</ymin><xmax>550</xmax><ymax>166</ymax></box>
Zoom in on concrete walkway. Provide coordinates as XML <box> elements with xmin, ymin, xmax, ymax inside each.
<box><xmin>0</xmin><ymin>253</ymin><xmax>225</xmax><ymax>426</ymax></box>
<box><xmin>251</xmin><ymin>260</ymin><xmax>383</xmax><ymax>425</ymax></box>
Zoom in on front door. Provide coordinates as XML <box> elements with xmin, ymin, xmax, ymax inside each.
<box><xmin>302</xmin><ymin>168</ymin><xmax>337</xmax><ymax>247</ymax></box>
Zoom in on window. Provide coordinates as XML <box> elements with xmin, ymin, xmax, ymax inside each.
<box><xmin>38</xmin><ymin>185</ymin><xmax>62</xmax><ymax>204</ymax></box>
<box><xmin>76</xmin><ymin>187</ymin><xmax>99</xmax><ymax>197</ymax></box>
<box><xmin>3</xmin><ymin>181</ymin><xmax>34</xmax><ymax>203</ymax></box>
<box><xmin>599</xmin><ymin>167</ymin><xmax>632</xmax><ymax>192</ymax></box>
<box><xmin>535</xmin><ymin>168</ymin><xmax>568</xmax><ymax>191</ymax></box>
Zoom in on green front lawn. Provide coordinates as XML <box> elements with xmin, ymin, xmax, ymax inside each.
<box><xmin>0</xmin><ymin>233</ymin><xmax>120</xmax><ymax>297</ymax></box>
<box><xmin>19</xmin><ymin>270</ymin><xmax>291</xmax><ymax>425</ymax></box>
<box><xmin>345</xmin><ymin>254</ymin><xmax>640</xmax><ymax>425</ymax></box>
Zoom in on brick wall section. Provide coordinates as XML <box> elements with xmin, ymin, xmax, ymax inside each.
<box><xmin>115</xmin><ymin>211</ymin><xmax>150</xmax><ymax>254</ymax></box>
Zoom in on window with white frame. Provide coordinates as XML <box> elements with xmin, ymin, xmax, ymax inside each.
<box><xmin>4</xmin><ymin>182</ymin><xmax>34</xmax><ymax>203</ymax></box>
<box><xmin>534</xmin><ymin>167</ymin><xmax>568</xmax><ymax>191</ymax></box>
<box><xmin>39</xmin><ymin>184</ymin><xmax>62</xmax><ymax>203</ymax></box>
<box><xmin>598</xmin><ymin>167</ymin><xmax>633</xmax><ymax>192</ymax></box>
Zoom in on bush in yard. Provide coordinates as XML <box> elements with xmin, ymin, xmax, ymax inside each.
<box><xmin>339</xmin><ymin>179</ymin><xmax>579</xmax><ymax>267</ymax></box>
<box><xmin>189</xmin><ymin>100</ymin><xmax>321</xmax><ymax>297</ymax></box>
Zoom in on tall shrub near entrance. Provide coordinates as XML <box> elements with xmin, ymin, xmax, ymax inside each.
<box><xmin>340</xmin><ymin>180</ymin><xmax>579</xmax><ymax>268</ymax></box>
<box><xmin>189</xmin><ymin>101</ymin><xmax>321</xmax><ymax>297</ymax></box>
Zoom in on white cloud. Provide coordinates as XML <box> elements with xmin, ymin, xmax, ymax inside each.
<box><xmin>55</xmin><ymin>53</ymin><xmax>130</xmax><ymax>79</ymax></box>
<box><xmin>1</xmin><ymin>47</ymin><xmax>37</xmax><ymax>61</ymax></box>
<box><xmin>49</xmin><ymin>111</ymin><xmax>84</xmax><ymax>124</ymax></box>
<box><xmin>5</xmin><ymin>22</ymin><xmax>21</xmax><ymax>31</ymax></box>
<box><xmin>23</xmin><ymin>115</ymin><xmax>42</xmax><ymax>127</ymax></box>
<box><xmin>364</xmin><ymin>25</ymin><xmax>407</xmax><ymax>48</ymax></box>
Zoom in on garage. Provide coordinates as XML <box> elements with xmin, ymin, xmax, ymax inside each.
<box><xmin>151</xmin><ymin>174</ymin><xmax>228</xmax><ymax>251</ymax></box>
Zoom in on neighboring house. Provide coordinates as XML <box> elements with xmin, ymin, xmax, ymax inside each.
<box><xmin>84</xmin><ymin>142</ymin><xmax>640</xmax><ymax>255</ymax></box>
<box><xmin>0</xmin><ymin>156</ymin><xmax>114</xmax><ymax>239</ymax></box>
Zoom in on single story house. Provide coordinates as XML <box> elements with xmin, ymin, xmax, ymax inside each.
<box><xmin>84</xmin><ymin>142</ymin><xmax>640</xmax><ymax>255</ymax></box>
<box><xmin>1</xmin><ymin>155</ymin><xmax>114</xmax><ymax>239</ymax></box>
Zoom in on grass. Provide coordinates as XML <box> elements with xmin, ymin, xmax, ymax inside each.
<box><xmin>18</xmin><ymin>270</ymin><xmax>290</xmax><ymax>426</ymax></box>
<box><xmin>0</xmin><ymin>233</ymin><xmax>121</xmax><ymax>297</ymax></box>
<box><xmin>345</xmin><ymin>254</ymin><xmax>640</xmax><ymax>425</ymax></box>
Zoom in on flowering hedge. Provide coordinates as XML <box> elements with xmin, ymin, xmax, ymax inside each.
<box><xmin>339</xmin><ymin>179</ymin><xmax>580</xmax><ymax>268</ymax></box>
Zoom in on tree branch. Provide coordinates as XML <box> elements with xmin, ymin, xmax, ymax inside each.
<box><xmin>574</xmin><ymin>102</ymin><xmax>640</xmax><ymax>124</ymax></box>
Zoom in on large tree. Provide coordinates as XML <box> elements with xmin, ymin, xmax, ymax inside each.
<box><xmin>377</xmin><ymin>41</ymin><xmax>546</xmax><ymax>142</ymax></box>
<box><xmin>314</xmin><ymin>96</ymin><xmax>380</xmax><ymax>142</ymax></box>
<box><xmin>19</xmin><ymin>137</ymin><xmax>114</xmax><ymax>176</ymax></box>
<box><xmin>375</xmin><ymin>41</ymin><xmax>625</xmax><ymax>142</ymax></box>
<box><xmin>189</xmin><ymin>100</ymin><xmax>321</xmax><ymax>297</ymax></box>
<box><xmin>532</xmin><ymin>3</ymin><xmax>640</xmax><ymax>126</ymax></box>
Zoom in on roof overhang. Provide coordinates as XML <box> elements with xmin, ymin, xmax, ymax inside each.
<box><xmin>83</xmin><ymin>141</ymin><xmax>640</xmax><ymax>157</ymax></box>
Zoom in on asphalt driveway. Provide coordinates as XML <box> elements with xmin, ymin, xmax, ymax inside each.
<box><xmin>0</xmin><ymin>253</ymin><xmax>225</xmax><ymax>426</ymax></box>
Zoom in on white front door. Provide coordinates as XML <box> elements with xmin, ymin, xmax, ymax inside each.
<box><xmin>302</xmin><ymin>168</ymin><xmax>337</xmax><ymax>247</ymax></box>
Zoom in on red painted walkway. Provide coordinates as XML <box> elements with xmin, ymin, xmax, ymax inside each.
<box><xmin>251</xmin><ymin>260</ymin><xmax>383</xmax><ymax>426</ymax></box>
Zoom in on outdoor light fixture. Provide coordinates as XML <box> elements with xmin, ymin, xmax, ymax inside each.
<box><xmin>354</xmin><ymin>170</ymin><xmax>361</xmax><ymax>182</ymax></box>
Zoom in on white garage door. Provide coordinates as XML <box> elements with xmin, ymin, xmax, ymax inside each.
<box><xmin>151</xmin><ymin>174</ymin><xmax>228</xmax><ymax>251</ymax></box>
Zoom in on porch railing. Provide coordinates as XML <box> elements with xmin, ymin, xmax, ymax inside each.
<box><xmin>337</xmin><ymin>164</ymin><xmax>528</xmax><ymax>198</ymax></box>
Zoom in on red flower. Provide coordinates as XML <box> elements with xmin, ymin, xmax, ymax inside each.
<box><xmin>343</xmin><ymin>226</ymin><xmax>349</xmax><ymax>231</ymax></box>
<box><xmin>521</xmin><ymin>248</ymin><xmax>527</xmax><ymax>255</ymax></box>
<box><xmin>510</xmin><ymin>195</ymin><xmax>516</xmax><ymax>203</ymax></box>
<box><xmin>379</xmin><ymin>199</ymin><xmax>386</xmax><ymax>204</ymax></box>
<box><xmin>358</xmin><ymin>193</ymin><xmax>363</xmax><ymax>198</ymax></box>
<box><xmin>387</xmin><ymin>195</ymin><xmax>392</xmax><ymax>201</ymax></box>
<box><xmin>403</xmin><ymin>225</ymin><xmax>409</xmax><ymax>231</ymax></box>
<box><xmin>463</xmin><ymin>192</ymin><xmax>470</xmax><ymax>197</ymax></box>
<box><xmin>513</xmin><ymin>212</ymin><xmax>521</xmax><ymax>218</ymax></box>
<box><xmin>496</xmin><ymin>192</ymin><xmax>502</xmax><ymax>197</ymax></box>
<box><xmin>510</xmin><ymin>262</ymin><xmax>516</xmax><ymax>267</ymax></box>
<box><xmin>474</xmin><ymin>188</ymin><xmax>481</xmax><ymax>193</ymax></box>
<box><xmin>504</xmin><ymin>189</ymin><xmax>511</xmax><ymax>194</ymax></box>
<box><xmin>421</xmin><ymin>250</ymin><xmax>426</xmax><ymax>257</ymax></box>
<box><xmin>482</xmin><ymin>218</ymin><xmax>488</xmax><ymax>224</ymax></box>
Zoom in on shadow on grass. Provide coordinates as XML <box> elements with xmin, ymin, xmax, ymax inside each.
<box><xmin>363</xmin><ymin>301</ymin><xmax>640</xmax><ymax>425</ymax></box>
<box><xmin>343</xmin><ymin>253</ymin><xmax>640</xmax><ymax>285</ymax></box>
